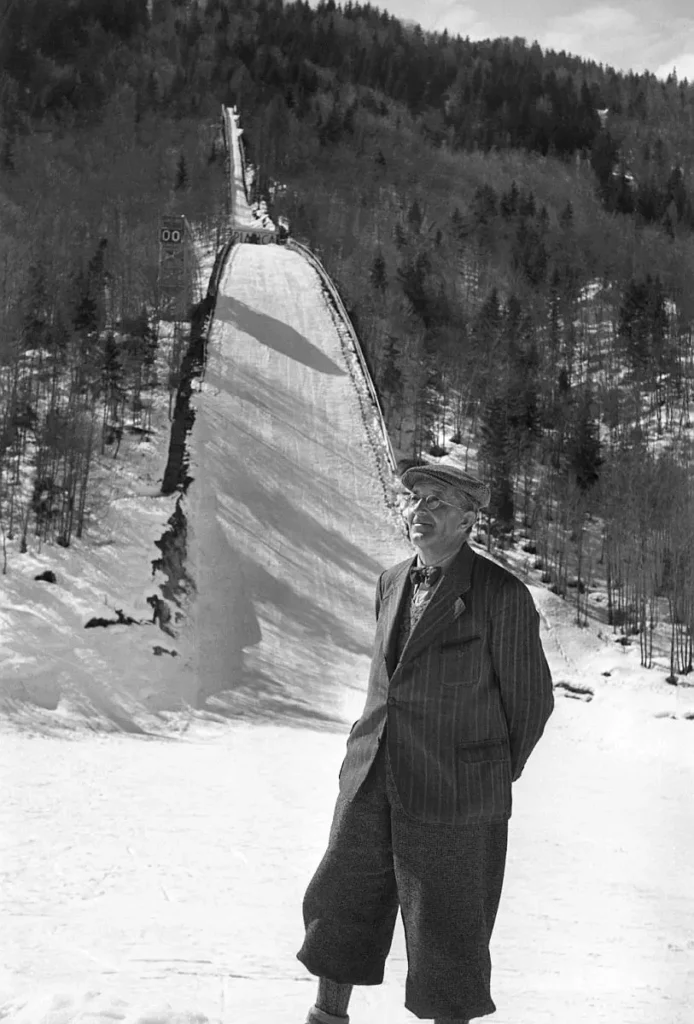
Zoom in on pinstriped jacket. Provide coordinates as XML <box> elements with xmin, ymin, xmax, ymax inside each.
<box><xmin>338</xmin><ymin>541</ymin><xmax>554</xmax><ymax>825</ymax></box>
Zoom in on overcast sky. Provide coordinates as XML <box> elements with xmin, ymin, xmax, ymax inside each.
<box><xmin>327</xmin><ymin>1</ymin><xmax>694</xmax><ymax>81</ymax></box>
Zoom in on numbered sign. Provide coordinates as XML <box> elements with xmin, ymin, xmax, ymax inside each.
<box><xmin>160</xmin><ymin>216</ymin><xmax>185</xmax><ymax>245</ymax></box>
<box><xmin>160</xmin><ymin>226</ymin><xmax>183</xmax><ymax>244</ymax></box>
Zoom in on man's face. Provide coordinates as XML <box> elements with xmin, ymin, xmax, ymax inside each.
<box><xmin>404</xmin><ymin>482</ymin><xmax>475</xmax><ymax>548</ymax></box>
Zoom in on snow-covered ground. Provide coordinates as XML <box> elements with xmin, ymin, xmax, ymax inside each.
<box><xmin>2</xmin><ymin>242</ymin><xmax>694</xmax><ymax>1024</ymax></box>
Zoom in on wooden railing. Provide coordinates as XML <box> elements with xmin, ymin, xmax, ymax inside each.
<box><xmin>286</xmin><ymin>239</ymin><xmax>397</xmax><ymax>473</ymax></box>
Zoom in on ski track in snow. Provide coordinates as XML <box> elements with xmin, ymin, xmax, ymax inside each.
<box><xmin>1</xmin><ymin>244</ymin><xmax>694</xmax><ymax>1023</ymax></box>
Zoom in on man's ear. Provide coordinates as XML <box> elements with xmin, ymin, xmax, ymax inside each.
<box><xmin>460</xmin><ymin>510</ymin><xmax>477</xmax><ymax>533</ymax></box>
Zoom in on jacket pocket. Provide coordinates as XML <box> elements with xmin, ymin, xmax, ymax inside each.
<box><xmin>457</xmin><ymin>740</ymin><xmax>512</xmax><ymax>820</ymax></box>
<box><xmin>458</xmin><ymin>738</ymin><xmax>508</xmax><ymax>762</ymax></box>
<box><xmin>439</xmin><ymin>634</ymin><xmax>483</xmax><ymax>685</ymax></box>
<box><xmin>440</xmin><ymin>633</ymin><xmax>481</xmax><ymax>649</ymax></box>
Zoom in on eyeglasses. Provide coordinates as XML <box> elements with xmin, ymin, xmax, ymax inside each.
<box><xmin>402</xmin><ymin>493</ymin><xmax>470</xmax><ymax>513</ymax></box>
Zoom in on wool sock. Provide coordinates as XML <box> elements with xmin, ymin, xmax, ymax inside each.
<box><xmin>315</xmin><ymin>978</ymin><xmax>353</xmax><ymax>1018</ymax></box>
<box><xmin>309</xmin><ymin>1007</ymin><xmax>349</xmax><ymax>1024</ymax></box>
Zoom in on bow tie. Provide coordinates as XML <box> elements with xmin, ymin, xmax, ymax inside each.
<box><xmin>409</xmin><ymin>565</ymin><xmax>442</xmax><ymax>587</ymax></box>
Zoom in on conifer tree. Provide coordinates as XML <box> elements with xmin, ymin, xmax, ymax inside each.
<box><xmin>518</xmin><ymin>189</ymin><xmax>536</xmax><ymax>218</ymax></box>
<box><xmin>478</xmin><ymin>391</ymin><xmax>516</xmax><ymax>537</ymax></box>
<box><xmin>175</xmin><ymin>152</ymin><xmax>188</xmax><ymax>189</ymax></box>
<box><xmin>618</xmin><ymin>275</ymin><xmax>668</xmax><ymax>375</ymax></box>
<box><xmin>407</xmin><ymin>199</ymin><xmax>423</xmax><ymax>233</ymax></box>
<box><xmin>370</xmin><ymin>251</ymin><xmax>387</xmax><ymax>293</ymax></box>
<box><xmin>450</xmin><ymin>206</ymin><xmax>465</xmax><ymax>238</ymax></box>
<box><xmin>559</xmin><ymin>200</ymin><xmax>574</xmax><ymax>230</ymax></box>
<box><xmin>472</xmin><ymin>184</ymin><xmax>498</xmax><ymax>224</ymax></box>
<box><xmin>566</xmin><ymin>392</ymin><xmax>603</xmax><ymax>492</ymax></box>
<box><xmin>394</xmin><ymin>222</ymin><xmax>407</xmax><ymax>249</ymax></box>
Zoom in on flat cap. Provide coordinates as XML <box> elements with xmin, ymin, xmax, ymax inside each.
<box><xmin>400</xmin><ymin>463</ymin><xmax>490</xmax><ymax>510</ymax></box>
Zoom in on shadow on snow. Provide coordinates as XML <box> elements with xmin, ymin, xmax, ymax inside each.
<box><xmin>215</xmin><ymin>296</ymin><xmax>347</xmax><ymax>377</ymax></box>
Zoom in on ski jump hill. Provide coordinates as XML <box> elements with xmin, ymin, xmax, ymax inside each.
<box><xmin>0</xmin><ymin>106</ymin><xmax>693</xmax><ymax>1024</ymax></box>
<box><xmin>188</xmin><ymin>107</ymin><xmax>406</xmax><ymax>720</ymax></box>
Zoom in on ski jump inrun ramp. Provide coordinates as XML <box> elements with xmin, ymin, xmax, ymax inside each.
<box><xmin>187</xmin><ymin>106</ymin><xmax>407</xmax><ymax>717</ymax></box>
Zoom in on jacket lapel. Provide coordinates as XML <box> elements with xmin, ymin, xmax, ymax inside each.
<box><xmin>381</xmin><ymin>556</ymin><xmax>417</xmax><ymax>677</ymax></box>
<box><xmin>396</xmin><ymin>542</ymin><xmax>476</xmax><ymax>671</ymax></box>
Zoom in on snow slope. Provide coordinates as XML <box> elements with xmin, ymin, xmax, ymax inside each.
<box><xmin>1</xmin><ymin>242</ymin><xmax>694</xmax><ymax>1024</ymax></box>
<box><xmin>184</xmin><ymin>242</ymin><xmax>407</xmax><ymax>722</ymax></box>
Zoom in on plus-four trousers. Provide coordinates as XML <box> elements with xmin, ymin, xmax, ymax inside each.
<box><xmin>297</xmin><ymin>738</ymin><xmax>508</xmax><ymax>1020</ymax></box>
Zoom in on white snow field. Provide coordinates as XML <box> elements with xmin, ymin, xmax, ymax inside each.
<box><xmin>1</xmin><ymin>242</ymin><xmax>694</xmax><ymax>1024</ymax></box>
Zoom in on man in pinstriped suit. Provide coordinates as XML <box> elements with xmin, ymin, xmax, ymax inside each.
<box><xmin>298</xmin><ymin>463</ymin><xmax>554</xmax><ymax>1024</ymax></box>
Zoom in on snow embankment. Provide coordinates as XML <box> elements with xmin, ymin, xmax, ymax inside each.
<box><xmin>0</xmin><ymin>240</ymin><xmax>223</xmax><ymax>733</ymax></box>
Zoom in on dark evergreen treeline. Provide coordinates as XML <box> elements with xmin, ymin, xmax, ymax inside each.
<box><xmin>4</xmin><ymin>0</ymin><xmax>694</xmax><ymax>229</ymax></box>
<box><xmin>1</xmin><ymin>0</ymin><xmax>693</xmax><ymax>673</ymax></box>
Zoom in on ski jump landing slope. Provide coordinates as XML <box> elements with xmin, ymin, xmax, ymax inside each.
<box><xmin>186</xmin><ymin>241</ymin><xmax>408</xmax><ymax>725</ymax></box>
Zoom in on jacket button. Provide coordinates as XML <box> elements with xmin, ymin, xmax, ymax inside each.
<box><xmin>387</xmin><ymin>696</ymin><xmax>397</xmax><ymax>706</ymax></box>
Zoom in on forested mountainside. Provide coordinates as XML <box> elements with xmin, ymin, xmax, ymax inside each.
<box><xmin>1</xmin><ymin>0</ymin><xmax>693</xmax><ymax>674</ymax></box>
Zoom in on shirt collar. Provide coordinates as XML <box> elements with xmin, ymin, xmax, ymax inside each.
<box><xmin>416</xmin><ymin>540</ymin><xmax>467</xmax><ymax>573</ymax></box>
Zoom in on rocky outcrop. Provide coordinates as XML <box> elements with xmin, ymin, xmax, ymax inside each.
<box><xmin>149</xmin><ymin>497</ymin><xmax>194</xmax><ymax>637</ymax></box>
<box><xmin>150</xmin><ymin>239</ymin><xmax>234</xmax><ymax>638</ymax></box>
